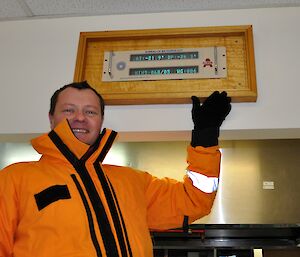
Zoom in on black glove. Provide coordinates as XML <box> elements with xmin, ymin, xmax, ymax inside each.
<box><xmin>191</xmin><ymin>91</ymin><xmax>231</xmax><ymax>147</ymax></box>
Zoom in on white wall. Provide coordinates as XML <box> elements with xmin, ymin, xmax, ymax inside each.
<box><xmin>1</xmin><ymin>7</ymin><xmax>300</xmax><ymax>139</ymax></box>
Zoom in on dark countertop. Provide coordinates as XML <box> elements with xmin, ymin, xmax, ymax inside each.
<box><xmin>151</xmin><ymin>224</ymin><xmax>300</xmax><ymax>249</ymax></box>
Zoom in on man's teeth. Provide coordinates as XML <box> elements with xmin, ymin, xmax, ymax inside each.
<box><xmin>72</xmin><ymin>128</ymin><xmax>88</xmax><ymax>133</ymax></box>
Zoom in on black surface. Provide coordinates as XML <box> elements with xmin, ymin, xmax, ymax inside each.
<box><xmin>151</xmin><ymin>224</ymin><xmax>300</xmax><ymax>250</ymax></box>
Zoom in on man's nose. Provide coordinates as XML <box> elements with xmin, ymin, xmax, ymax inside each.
<box><xmin>74</xmin><ymin>110</ymin><xmax>86</xmax><ymax>121</ymax></box>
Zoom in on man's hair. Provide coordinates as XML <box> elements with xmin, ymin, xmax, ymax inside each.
<box><xmin>49</xmin><ymin>81</ymin><xmax>105</xmax><ymax>116</ymax></box>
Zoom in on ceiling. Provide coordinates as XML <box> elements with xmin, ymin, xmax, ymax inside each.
<box><xmin>1</xmin><ymin>0</ymin><xmax>300</xmax><ymax>22</ymax></box>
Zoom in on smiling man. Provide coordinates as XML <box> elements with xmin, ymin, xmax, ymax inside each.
<box><xmin>0</xmin><ymin>81</ymin><xmax>231</xmax><ymax>257</ymax></box>
<box><xmin>49</xmin><ymin>85</ymin><xmax>104</xmax><ymax>145</ymax></box>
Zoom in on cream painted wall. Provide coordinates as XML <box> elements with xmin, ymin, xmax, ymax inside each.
<box><xmin>0</xmin><ymin>7</ymin><xmax>300</xmax><ymax>139</ymax></box>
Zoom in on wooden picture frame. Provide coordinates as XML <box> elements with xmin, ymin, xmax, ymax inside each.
<box><xmin>74</xmin><ymin>25</ymin><xmax>257</xmax><ymax>104</ymax></box>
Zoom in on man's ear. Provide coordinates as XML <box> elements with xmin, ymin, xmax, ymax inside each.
<box><xmin>49</xmin><ymin>113</ymin><xmax>54</xmax><ymax>129</ymax></box>
<box><xmin>100</xmin><ymin>115</ymin><xmax>104</xmax><ymax>130</ymax></box>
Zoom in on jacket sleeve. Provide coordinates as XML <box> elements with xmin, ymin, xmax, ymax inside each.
<box><xmin>145</xmin><ymin>145</ymin><xmax>220</xmax><ymax>230</ymax></box>
<box><xmin>0</xmin><ymin>167</ymin><xmax>19</xmax><ymax>257</ymax></box>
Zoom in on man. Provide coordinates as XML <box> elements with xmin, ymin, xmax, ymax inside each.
<box><xmin>0</xmin><ymin>81</ymin><xmax>231</xmax><ymax>257</ymax></box>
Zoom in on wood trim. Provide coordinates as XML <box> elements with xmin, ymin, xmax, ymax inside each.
<box><xmin>74</xmin><ymin>25</ymin><xmax>257</xmax><ymax>104</ymax></box>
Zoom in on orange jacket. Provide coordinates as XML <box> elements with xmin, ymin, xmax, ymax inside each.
<box><xmin>0</xmin><ymin>120</ymin><xmax>220</xmax><ymax>257</ymax></box>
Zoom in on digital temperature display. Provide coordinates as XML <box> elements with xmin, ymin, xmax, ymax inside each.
<box><xmin>102</xmin><ymin>47</ymin><xmax>227</xmax><ymax>81</ymax></box>
<box><xmin>130</xmin><ymin>52</ymin><xmax>198</xmax><ymax>62</ymax></box>
<box><xmin>129</xmin><ymin>66</ymin><xmax>198</xmax><ymax>76</ymax></box>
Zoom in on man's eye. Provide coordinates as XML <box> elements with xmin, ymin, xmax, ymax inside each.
<box><xmin>86</xmin><ymin>110</ymin><xmax>97</xmax><ymax>116</ymax></box>
<box><xmin>63</xmin><ymin>109</ymin><xmax>74</xmax><ymax>114</ymax></box>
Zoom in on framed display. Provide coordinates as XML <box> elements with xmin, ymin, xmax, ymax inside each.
<box><xmin>74</xmin><ymin>25</ymin><xmax>257</xmax><ymax>104</ymax></box>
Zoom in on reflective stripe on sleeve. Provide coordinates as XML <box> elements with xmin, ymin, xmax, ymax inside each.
<box><xmin>186</xmin><ymin>170</ymin><xmax>219</xmax><ymax>193</ymax></box>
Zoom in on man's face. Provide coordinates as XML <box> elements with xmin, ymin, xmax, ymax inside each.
<box><xmin>49</xmin><ymin>87</ymin><xmax>103</xmax><ymax>145</ymax></box>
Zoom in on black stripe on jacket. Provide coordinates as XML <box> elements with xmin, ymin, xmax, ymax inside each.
<box><xmin>95</xmin><ymin>130</ymin><xmax>133</xmax><ymax>257</ymax></box>
<box><xmin>71</xmin><ymin>174</ymin><xmax>102</xmax><ymax>257</ymax></box>
<box><xmin>48</xmin><ymin>130</ymin><xmax>120</xmax><ymax>257</ymax></box>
